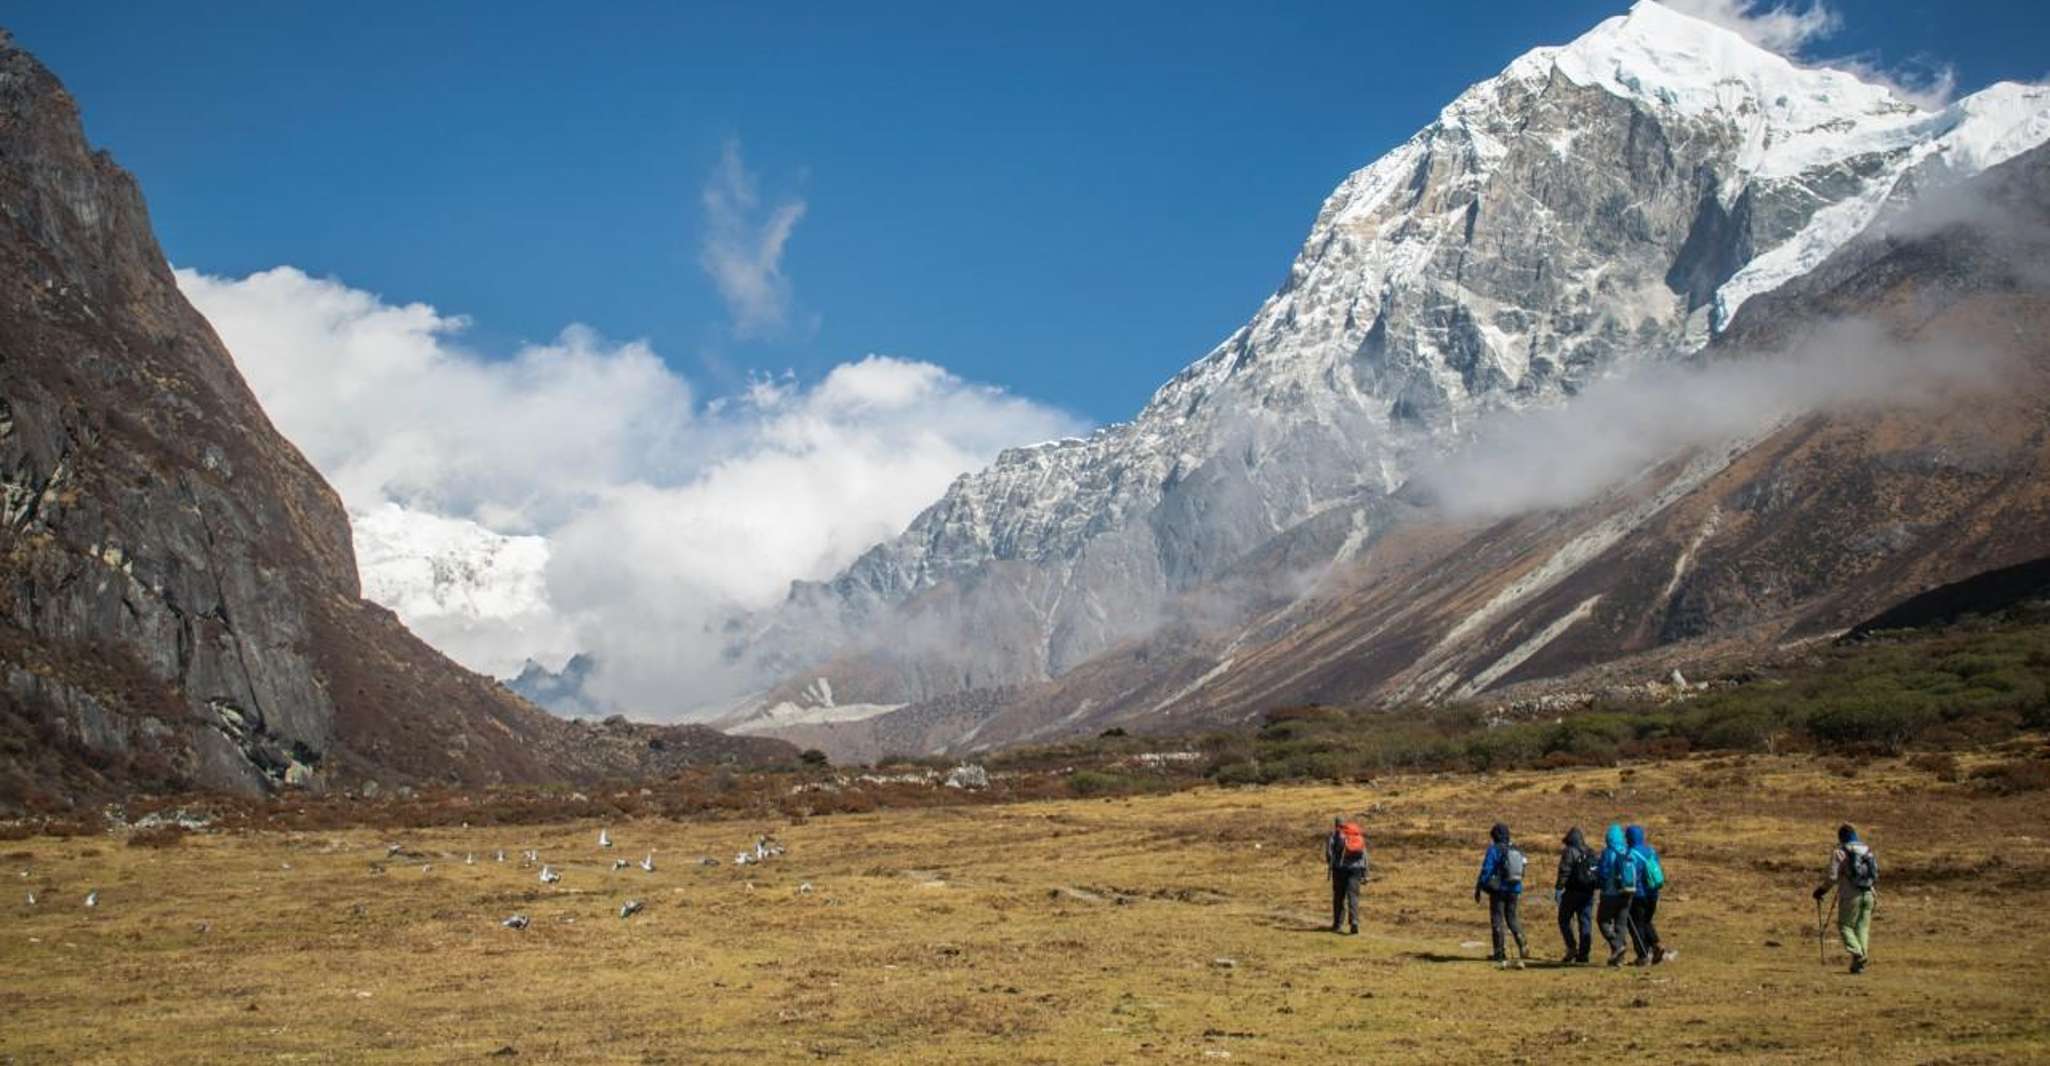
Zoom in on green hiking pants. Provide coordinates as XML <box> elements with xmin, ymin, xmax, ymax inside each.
<box><xmin>1837</xmin><ymin>888</ymin><xmax>1874</xmax><ymax>957</ymax></box>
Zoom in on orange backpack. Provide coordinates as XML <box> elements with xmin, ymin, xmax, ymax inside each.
<box><xmin>1339</xmin><ymin>822</ymin><xmax>1366</xmax><ymax>857</ymax></box>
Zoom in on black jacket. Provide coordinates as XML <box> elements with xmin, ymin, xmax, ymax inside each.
<box><xmin>1555</xmin><ymin>827</ymin><xmax>1592</xmax><ymax>895</ymax></box>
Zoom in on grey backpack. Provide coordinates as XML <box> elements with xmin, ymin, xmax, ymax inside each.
<box><xmin>1498</xmin><ymin>845</ymin><xmax>1527</xmax><ymax>888</ymax></box>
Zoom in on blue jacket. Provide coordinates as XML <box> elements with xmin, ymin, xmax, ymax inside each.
<box><xmin>1597</xmin><ymin>823</ymin><xmax>1629</xmax><ymax>898</ymax></box>
<box><xmin>1622</xmin><ymin>824</ymin><xmax>1662</xmax><ymax>900</ymax></box>
<box><xmin>1476</xmin><ymin>843</ymin><xmax>1523</xmax><ymax>897</ymax></box>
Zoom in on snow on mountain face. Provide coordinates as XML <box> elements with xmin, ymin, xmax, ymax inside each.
<box><xmin>351</xmin><ymin>502</ymin><xmax>574</xmax><ymax>679</ymax></box>
<box><xmin>738</xmin><ymin>0</ymin><xmax>2050</xmax><ymax>708</ymax></box>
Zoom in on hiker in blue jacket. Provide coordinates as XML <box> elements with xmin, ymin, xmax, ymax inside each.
<box><xmin>1595</xmin><ymin>823</ymin><xmax>1632</xmax><ymax>967</ymax></box>
<box><xmin>1473</xmin><ymin>822</ymin><xmax>1530</xmax><ymax>969</ymax></box>
<box><xmin>1620</xmin><ymin>823</ymin><xmax>1667</xmax><ymax>966</ymax></box>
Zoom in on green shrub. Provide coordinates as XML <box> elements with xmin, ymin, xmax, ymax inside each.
<box><xmin>1805</xmin><ymin>697</ymin><xmax>1937</xmax><ymax>754</ymax></box>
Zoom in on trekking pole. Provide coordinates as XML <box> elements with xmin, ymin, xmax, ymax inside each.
<box><xmin>1820</xmin><ymin>893</ymin><xmax>1836</xmax><ymax>971</ymax></box>
<box><xmin>1623</xmin><ymin>906</ymin><xmax>1647</xmax><ymax>961</ymax></box>
<box><xmin>1820</xmin><ymin>884</ymin><xmax>1839</xmax><ymax>967</ymax></box>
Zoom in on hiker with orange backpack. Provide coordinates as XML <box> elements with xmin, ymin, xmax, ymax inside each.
<box><xmin>1327</xmin><ymin>816</ymin><xmax>1368</xmax><ymax>934</ymax></box>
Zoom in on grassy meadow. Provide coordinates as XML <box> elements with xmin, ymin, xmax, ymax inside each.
<box><xmin>4</xmin><ymin>750</ymin><xmax>2048</xmax><ymax>1064</ymax></box>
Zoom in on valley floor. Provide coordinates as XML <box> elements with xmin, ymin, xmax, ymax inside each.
<box><xmin>3</xmin><ymin>754</ymin><xmax>2047</xmax><ymax>1063</ymax></box>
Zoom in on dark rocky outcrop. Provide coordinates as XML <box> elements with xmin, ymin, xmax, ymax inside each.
<box><xmin>0</xmin><ymin>35</ymin><xmax>790</xmax><ymax>808</ymax></box>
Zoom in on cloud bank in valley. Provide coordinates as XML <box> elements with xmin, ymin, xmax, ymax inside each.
<box><xmin>1413</xmin><ymin>319</ymin><xmax>2009</xmax><ymax>521</ymax></box>
<box><xmin>177</xmin><ymin>266</ymin><xmax>1084</xmax><ymax>710</ymax></box>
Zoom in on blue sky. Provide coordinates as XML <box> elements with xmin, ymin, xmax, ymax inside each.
<box><xmin>15</xmin><ymin>0</ymin><xmax>2049</xmax><ymax>424</ymax></box>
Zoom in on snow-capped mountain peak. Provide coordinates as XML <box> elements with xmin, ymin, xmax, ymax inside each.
<box><xmin>723</xmin><ymin>1</ymin><xmax>2050</xmax><ymax>715</ymax></box>
<box><xmin>351</xmin><ymin>502</ymin><xmax>574</xmax><ymax>679</ymax></box>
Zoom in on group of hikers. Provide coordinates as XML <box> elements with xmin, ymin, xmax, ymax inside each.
<box><xmin>1324</xmin><ymin>817</ymin><xmax>1880</xmax><ymax>973</ymax></box>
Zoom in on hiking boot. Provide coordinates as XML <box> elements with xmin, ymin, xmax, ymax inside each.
<box><xmin>1329</xmin><ymin>925</ymin><xmax>1343</xmax><ymax>934</ymax></box>
<box><xmin>1511</xmin><ymin>957</ymin><xmax>1526</xmax><ymax>970</ymax></box>
<box><xmin>1574</xmin><ymin>952</ymin><xmax>1591</xmax><ymax>965</ymax></box>
<box><xmin>1606</xmin><ymin>948</ymin><xmax>1627</xmax><ymax>968</ymax></box>
<box><xmin>1849</xmin><ymin>954</ymin><xmax>1867</xmax><ymax>974</ymax></box>
<box><xmin>1651</xmin><ymin>945</ymin><xmax>1666</xmax><ymax>965</ymax></box>
<box><xmin>1631</xmin><ymin>955</ymin><xmax>1651</xmax><ymax>968</ymax></box>
<box><xmin>1348</xmin><ymin>923</ymin><xmax>1359</xmax><ymax>936</ymax></box>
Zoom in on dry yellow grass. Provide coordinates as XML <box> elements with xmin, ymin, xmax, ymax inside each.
<box><xmin>3</xmin><ymin>753</ymin><xmax>2048</xmax><ymax>1064</ymax></box>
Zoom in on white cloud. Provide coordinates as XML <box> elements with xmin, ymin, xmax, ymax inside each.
<box><xmin>1414</xmin><ymin>319</ymin><xmax>2008</xmax><ymax>520</ymax></box>
<box><xmin>699</xmin><ymin>139</ymin><xmax>809</xmax><ymax>339</ymax></box>
<box><xmin>1659</xmin><ymin>0</ymin><xmax>1842</xmax><ymax>56</ymax></box>
<box><xmin>1658</xmin><ymin>0</ymin><xmax>1961</xmax><ymax>108</ymax></box>
<box><xmin>178</xmin><ymin>267</ymin><xmax>1084</xmax><ymax>705</ymax></box>
<box><xmin>1829</xmin><ymin>54</ymin><xmax>1960</xmax><ymax>110</ymax></box>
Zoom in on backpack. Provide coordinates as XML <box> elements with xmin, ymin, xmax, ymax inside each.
<box><xmin>1565</xmin><ymin>846</ymin><xmax>1601</xmax><ymax>890</ymax></box>
<box><xmin>1497</xmin><ymin>845</ymin><xmax>1527</xmax><ymax>888</ymax></box>
<box><xmin>1338</xmin><ymin>823</ymin><xmax>1366</xmax><ymax>861</ymax></box>
<box><xmin>1638</xmin><ymin>848</ymin><xmax>1667</xmax><ymax>892</ymax></box>
<box><xmin>1847</xmin><ymin>848</ymin><xmax>1878</xmax><ymax>891</ymax></box>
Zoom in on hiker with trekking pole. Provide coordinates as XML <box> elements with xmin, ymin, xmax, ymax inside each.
<box><xmin>1813</xmin><ymin>823</ymin><xmax>1878</xmax><ymax>973</ymax></box>
<box><xmin>1595</xmin><ymin>823</ymin><xmax>1633</xmax><ymax>967</ymax></box>
<box><xmin>1619</xmin><ymin>824</ymin><xmax>1668</xmax><ymax>965</ymax></box>
<box><xmin>1327</xmin><ymin>815</ymin><xmax>1368</xmax><ymax>935</ymax></box>
<box><xmin>1474</xmin><ymin>822</ymin><xmax>1531</xmax><ymax>969</ymax></box>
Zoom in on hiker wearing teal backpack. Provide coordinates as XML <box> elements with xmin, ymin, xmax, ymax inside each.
<box><xmin>1473</xmin><ymin>822</ymin><xmax>1531</xmax><ymax>969</ymax></box>
<box><xmin>1620</xmin><ymin>824</ymin><xmax>1667</xmax><ymax>966</ymax></box>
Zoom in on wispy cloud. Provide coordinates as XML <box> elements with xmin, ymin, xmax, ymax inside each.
<box><xmin>1827</xmin><ymin>53</ymin><xmax>1960</xmax><ymax>109</ymax></box>
<box><xmin>698</xmin><ymin>139</ymin><xmax>808</xmax><ymax>339</ymax></box>
<box><xmin>1660</xmin><ymin>0</ymin><xmax>1841</xmax><ymax>57</ymax></box>
<box><xmin>1659</xmin><ymin>0</ymin><xmax>1962</xmax><ymax>109</ymax></box>
<box><xmin>1413</xmin><ymin>320</ymin><xmax>2007</xmax><ymax>520</ymax></box>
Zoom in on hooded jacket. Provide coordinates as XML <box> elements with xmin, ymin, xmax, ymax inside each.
<box><xmin>1622</xmin><ymin>824</ymin><xmax>1662</xmax><ymax>900</ymax></box>
<box><xmin>1476</xmin><ymin>823</ymin><xmax>1522</xmax><ymax>897</ymax></box>
<box><xmin>1555</xmin><ymin>827</ymin><xmax>1592</xmax><ymax>895</ymax></box>
<box><xmin>1598</xmin><ymin>823</ymin><xmax>1630</xmax><ymax>898</ymax></box>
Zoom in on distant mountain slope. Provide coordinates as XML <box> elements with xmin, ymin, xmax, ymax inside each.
<box><xmin>716</xmin><ymin>1</ymin><xmax>2050</xmax><ymax>729</ymax></box>
<box><xmin>0</xmin><ymin>34</ymin><xmax>790</xmax><ymax>806</ymax></box>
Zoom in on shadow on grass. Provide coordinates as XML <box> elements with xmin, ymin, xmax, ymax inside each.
<box><xmin>1397</xmin><ymin>951</ymin><xmax>1489</xmax><ymax>964</ymax></box>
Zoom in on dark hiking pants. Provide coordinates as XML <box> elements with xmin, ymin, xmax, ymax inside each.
<box><xmin>1330</xmin><ymin>868</ymin><xmax>1362</xmax><ymax>929</ymax></box>
<box><xmin>1489</xmin><ymin>892</ymin><xmax>1526</xmax><ymax>960</ymax></box>
<box><xmin>1596</xmin><ymin>894</ymin><xmax>1629</xmax><ymax>956</ymax></box>
<box><xmin>1628</xmin><ymin>895</ymin><xmax>1661</xmax><ymax>958</ymax></box>
<box><xmin>1558</xmin><ymin>888</ymin><xmax>1595</xmax><ymax>960</ymax></box>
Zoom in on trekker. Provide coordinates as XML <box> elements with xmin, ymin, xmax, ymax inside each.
<box><xmin>1473</xmin><ymin>822</ymin><xmax>1530</xmax><ymax>968</ymax></box>
<box><xmin>1621</xmin><ymin>824</ymin><xmax>1667</xmax><ymax>966</ymax></box>
<box><xmin>1813</xmin><ymin>824</ymin><xmax>1878</xmax><ymax>973</ymax></box>
<box><xmin>1326</xmin><ymin>816</ymin><xmax>1368</xmax><ymax>935</ymax></box>
<box><xmin>1553</xmin><ymin>826</ymin><xmax>1599</xmax><ymax>964</ymax></box>
<box><xmin>1595</xmin><ymin>823</ymin><xmax>1632</xmax><ymax>967</ymax></box>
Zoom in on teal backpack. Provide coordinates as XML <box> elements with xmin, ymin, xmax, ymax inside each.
<box><xmin>1639</xmin><ymin>847</ymin><xmax>1667</xmax><ymax>892</ymax></box>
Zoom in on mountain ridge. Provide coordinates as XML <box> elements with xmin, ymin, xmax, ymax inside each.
<box><xmin>690</xmin><ymin>1</ymin><xmax>2050</xmax><ymax>737</ymax></box>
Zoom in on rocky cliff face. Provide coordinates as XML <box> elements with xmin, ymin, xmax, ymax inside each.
<box><xmin>0</xmin><ymin>34</ymin><xmax>791</xmax><ymax>806</ymax></box>
<box><xmin>726</xmin><ymin>1</ymin><xmax>2050</xmax><ymax>724</ymax></box>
